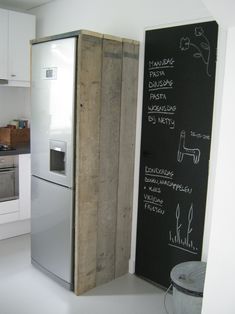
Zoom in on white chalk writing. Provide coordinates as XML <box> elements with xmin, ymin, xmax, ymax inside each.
<box><xmin>149</xmin><ymin>70</ymin><xmax>166</xmax><ymax>78</ymax></box>
<box><xmin>144</xmin><ymin>177</ymin><xmax>192</xmax><ymax>194</ymax></box>
<box><xmin>149</xmin><ymin>58</ymin><xmax>175</xmax><ymax>69</ymax></box>
<box><xmin>149</xmin><ymin>79</ymin><xmax>173</xmax><ymax>91</ymax></box>
<box><xmin>148</xmin><ymin>104</ymin><xmax>176</xmax><ymax>114</ymax></box>
<box><xmin>148</xmin><ymin>115</ymin><xmax>175</xmax><ymax>129</ymax></box>
<box><xmin>149</xmin><ymin>93</ymin><xmax>167</xmax><ymax>101</ymax></box>
<box><xmin>145</xmin><ymin>166</ymin><xmax>174</xmax><ymax>179</ymax></box>
<box><xmin>144</xmin><ymin>194</ymin><xmax>163</xmax><ymax>205</ymax></box>
<box><xmin>148</xmin><ymin>186</ymin><xmax>161</xmax><ymax>194</ymax></box>
<box><xmin>144</xmin><ymin>202</ymin><xmax>165</xmax><ymax>215</ymax></box>
<box><xmin>191</xmin><ymin>131</ymin><xmax>210</xmax><ymax>140</ymax></box>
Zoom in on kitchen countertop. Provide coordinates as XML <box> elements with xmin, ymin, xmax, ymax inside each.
<box><xmin>0</xmin><ymin>143</ymin><xmax>30</xmax><ymax>156</ymax></box>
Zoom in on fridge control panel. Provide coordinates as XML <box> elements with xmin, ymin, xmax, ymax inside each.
<box><xmin>42</xmin><ymin>67</ymin><xmax>57</xmax><ymax>80</ymax></box>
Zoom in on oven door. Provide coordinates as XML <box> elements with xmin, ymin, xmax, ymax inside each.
<box><xmin>0</xmin><ymin>167</ymin><xmax>19</xmax><ymax>202</ymax></box>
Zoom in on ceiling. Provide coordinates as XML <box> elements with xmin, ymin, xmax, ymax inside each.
<box><xmin>0</xmin><ymin>0</ymin><xmax>54</xmax><ymax>11</ymax></box>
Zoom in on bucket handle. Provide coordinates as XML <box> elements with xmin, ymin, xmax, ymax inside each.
<box><xmin>164</xmin><ymin>284</ymin><xmax>173</xmax><ymax>314</ymax></box>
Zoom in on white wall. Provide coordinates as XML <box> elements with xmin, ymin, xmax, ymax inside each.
<box><xmin>32</xmin><ymin>0</ymin><xmax>210</xmax><ymax>40</ymax></box>
<box><xmin>31</xmin><ymin>0</ymin><xmax>214</xmax><ymax>258</ymax></box>
<box><xmin>202</xmin><ymin>0</ymin><xmax>235</xmax><ymax>28</ymax></box>
<box><xmin>31</xmin><ymin>1</ymin><xmax>235</xmax><ymax>313</ymax></box>
<box><xmin>0</xmin><ymin>87</ymin><xmax>30</xmax><ymax>127</ymax></box>
<box><xmin>201</xmin><ymin>26</ymin><xmax>235</xmax><ymax>314</ymax></box>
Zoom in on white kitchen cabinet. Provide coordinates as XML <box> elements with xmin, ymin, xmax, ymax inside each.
<box><xmin>0</xmin><ymin>8</ymin><xmax>35</xmax><ymax>86</ymax></box>
<box><xmin>0</xmin><ymin>9</ymin><xmax>8</xmax><ymax>80</ymax></box>
<box><xmin>9</xmin><ymin>11</ymin><xmax>35</xmax><ymax>84</ymax></box>
<box><xmin>0</xmin><ymin>154</ymin><xmax>31</xmax><ymax>239</ymax></box>
<box><xmin>19</xmin><ymin>154</ymin><xmax>31</xmax><ymax>220</ymax></box>
<box><xmin>0</xmin><ymin>200</ymin><xmax>19</xmax><ymax>224</ymax></box>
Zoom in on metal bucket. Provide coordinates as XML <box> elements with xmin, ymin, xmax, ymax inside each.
<box><xmin>170</xmin><ymin>261</ymin><xmax>206</xmax><ymax>314</ymax></box>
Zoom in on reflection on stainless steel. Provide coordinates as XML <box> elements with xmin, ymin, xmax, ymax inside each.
<box><xmin>31</xmin><ymin>37</ymin><xmax>76</xmax><ymax>290</ymax></box>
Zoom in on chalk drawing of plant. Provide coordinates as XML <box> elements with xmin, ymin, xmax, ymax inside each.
<box><xmin>186</xmin><ymin>204</ymin><xmax>193</xmax><ymax>245</ymax></box>
<box><xmin>179</xmin><ymin>26</ymin><xmax>211</xmax><ymax>77</ymax></box>
<box><xmin>176</xmin><ymin>204</ymin><xmax>182</xmax><ymax>242</ymax></box>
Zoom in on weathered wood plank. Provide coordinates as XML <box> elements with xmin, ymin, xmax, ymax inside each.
<box><xmin>74</xmin><ymin>33</ymin><xmax>139</xmax><ymax>294</ymax></box>
<box><xmin>96</xmin><ymin>38</ymin><xmax>123</xmax><ymax>285</ymax></box>
<box><xmin>103</xmin><ymin>33</ymin><xmax>122</xmax><ymax>42</ymax></box>
<box><xmin>74</xmin><ymin>34</ymin><xmax>102</xmax><ymax>295</ymax></box>
<box><xmin>115</xmin><ymin>41</ymin><xmax>139</xmax><ymax>278</ymax></box>
<box><xmin>80</xmin><ymin>29</ymin><xmax>103</xmax><ymax>38</ymax></box>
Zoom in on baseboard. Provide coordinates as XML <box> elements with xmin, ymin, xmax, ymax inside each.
<box><xmin>0</xmin><ymin>219</ymin><xmax>30</xmax><ymax>240</ymax></box>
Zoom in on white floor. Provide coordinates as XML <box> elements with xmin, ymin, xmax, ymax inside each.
<box><xmin>0</xmin><ymin>234</ymin><xmax>172</xmax><ymax>314</ymax></box>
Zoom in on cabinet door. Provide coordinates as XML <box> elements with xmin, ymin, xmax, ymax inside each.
<box><xmin>8</xmin><ymin>11</ymin><xmax>35</xmax><ymax>82</ymax></box>
<box><xmin>19</xmin><ymin>154</ymin><xmax>31</xmax><ymax>220</ymax></box>
<box><xmin>0</xmin><ymin>9</ymin><xmax>8</xmax><ymax>80</ymax></box>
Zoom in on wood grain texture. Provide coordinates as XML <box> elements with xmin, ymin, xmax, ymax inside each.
<box><xmin>80</xmin><ymin>29</ymin><xmax>103</xmax><ymax>38</ymax></box>
<box><xmin>115</xmin><ymin>42</ymin><xmax>139</xmax><ymax>278</ymax></box>
<box><xmin>96</xmin><ymin>39</ymin><xmax>122</xmax><ymax>286</ymax></box>
<box><xmin>74</xmin><ymin>34</ymin><xmax>102</xmax><ymax>295</ymax></box>
<box><xmin>74</xmin><ymin>33</ymin><xmax>139</xmax><ymax>295</ymax></box>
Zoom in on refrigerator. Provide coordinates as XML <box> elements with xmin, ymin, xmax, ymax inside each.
<box><xmin>31</xmin><ymin>37</ymin><xmax>76</xmax><ymax>289</ymax></box>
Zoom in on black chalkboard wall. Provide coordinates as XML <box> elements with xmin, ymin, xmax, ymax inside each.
<box><xmin>135</xmin><ymin>21</ymin><xmax>218</xmax><ymax>288</ymax></box>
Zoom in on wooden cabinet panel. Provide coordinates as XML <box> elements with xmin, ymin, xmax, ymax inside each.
<box><xmin>96</xmin><ymin>38</ymin><xmax>123</xmax><ymax>286</ymax></box>
<box><xmin>115</xmin><ymin>41</ymin><xmax>139</xmax><ymax>278</ymax></box>
<box><xmin>74</xmin><ymin>33</ymin><xmax>102</xmax><ymax>295</ymax></box>
<box><xmin>74</xmin><ymin>31</ymin><xmax>139</xmax><ymax>295</ymax></box>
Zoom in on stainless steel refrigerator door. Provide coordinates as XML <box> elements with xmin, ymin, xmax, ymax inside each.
<box><xmin>31</xmin><ymin>176</ymin><xmax>73</xmax><ymax>287</ymax></box>
<box><xmin>31</xmin><ymin>37</ymin><xmax>76</xmax><ymax>188</ymax></box>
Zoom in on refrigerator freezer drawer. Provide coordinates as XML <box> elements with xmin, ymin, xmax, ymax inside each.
<box><xmin>31</xmin><ymin>176</ymin><xmax>73</xmax><ymax>288</ymax></box>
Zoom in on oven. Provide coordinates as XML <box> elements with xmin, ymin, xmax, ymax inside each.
<box><xmin>0</xmin><ymin>155</ymin><xmax>19</xmax><ymax>202</ymax></box>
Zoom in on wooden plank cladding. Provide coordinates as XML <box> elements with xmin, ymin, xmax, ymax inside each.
<box><xmin>74</xmin><ymin>32</ymin><xmax>139</xmax><ymax>295</ymax></box>
<box><xmin>96</xmin><ymin>39</ymin><xmax>122</xmax><ymax>286</ymax></box>
<box><xmin>74</xmin><ymin>34</ymin><xmax>102</xmax><ymax>295</ymax></box>
<box><xmin>115</xmin><ymin>41</ymin><xmax>139</xmax><ymax>278</ymax></box>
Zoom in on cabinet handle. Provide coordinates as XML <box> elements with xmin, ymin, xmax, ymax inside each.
<box><xmin>11</xmin><ymin>74</ymin><xmax>16</xmax><ymax>77</ymax></box>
